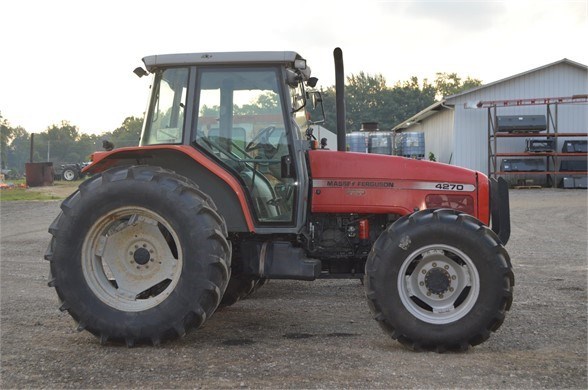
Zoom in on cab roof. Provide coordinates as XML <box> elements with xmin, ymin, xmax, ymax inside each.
<box><xmin>142</xmin><ymin>51</ymin><xmax>304</xmax><ymax>71</ymax></box>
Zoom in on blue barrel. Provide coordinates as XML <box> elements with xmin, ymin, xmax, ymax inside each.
<box><xmin>399</xmin><ymin>132</ymin><xmax>425</xmax><ymax>159</ymax></box>
<box><xmin>347</xmin><ymin>132</ymin><xmax>367</xmax><ymax>153</ymax></box>
<box><xmin>368</xmin><ymin>132</ymin><xmax>393</xmax><ymax>155</ymax></box>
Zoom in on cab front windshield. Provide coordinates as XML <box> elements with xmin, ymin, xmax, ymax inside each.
<box><xmin>142</xmin><ymin>68</ymin><xmax>188</xmax><ymax>145</ymax></box>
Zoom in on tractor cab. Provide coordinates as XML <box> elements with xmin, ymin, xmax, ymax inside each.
<box><xmin>139</xmin><ymin>53</ymin><xmax>318</xmax><ymax>227</ymax></box>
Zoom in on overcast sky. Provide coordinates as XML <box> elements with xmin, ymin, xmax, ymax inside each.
<box><xmin>1</xmin><ymin>0</ymin><xmax>586</xmax><ymax>135</ymax></box>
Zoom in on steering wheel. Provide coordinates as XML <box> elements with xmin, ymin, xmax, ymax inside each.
<box><xmin>245</xmin><ymin>126</ymin><xmax>277</xmax><ymax>153</ymax></box>
<box><xmin>266</xmin><ymin>182</ymin><xmax>295</xmax><ymax>211</ymax></box>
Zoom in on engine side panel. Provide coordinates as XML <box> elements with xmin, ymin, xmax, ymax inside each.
<box><xmin>308</xmin><ymin>150</ymin><xmax>486</xmax><ymax>223</ymax></box>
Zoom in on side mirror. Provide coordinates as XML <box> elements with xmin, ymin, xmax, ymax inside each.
<box><xmin>307</xmin><ymin>91</ymin><xmax>322</xmax><ymax>109</ymax></box>
<box><xmin>281</xmin><ymin>155</ymin><xmax>295</xmax><ymax>178</ymax></box>
<box><xmin>306</xmin><ymin>91</ymin><xmax>325</xmax><ymax>125</ymax></box>
<box><xmin>133</xmin><ymin>67</ymin><xmax>149</xmax><ymax>78</ymax></box>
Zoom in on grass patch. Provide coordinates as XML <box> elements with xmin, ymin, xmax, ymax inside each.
<box><xmin>1</xmin><ymin>178</ymin><xmax>83</xmax><ymax>201</ymax></box>
<box><xmin>0</xmin><ymin>188</ymin><xmax>63</xmax><ymax>201</ymax></box>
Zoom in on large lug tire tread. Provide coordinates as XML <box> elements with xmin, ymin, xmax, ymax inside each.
<box><xmin>251</xmin><ymin>277</ymin><xmax>268</xmax><ymax>294</ymax></box>
<box><xmin>218</xmin><ymin>275</ymin><xmax>267</xmax><ymax>308</ymax></box>
<box><xmin>364</xmin><ymin>209</ymin><xmax>514</xmax><ymax>352</ymax></box>
<box><xmin>218</xmin><ymin>275</ymin><xmax>257</xmax><ymax>308</ymax></box>
<box><xmin>45</xmin><ymin>165</ymin><xmax>231</xmax><ymax>346</ymax></box>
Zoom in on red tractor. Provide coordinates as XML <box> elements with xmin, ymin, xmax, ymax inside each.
<box><xmin>46</xmin><ymin>48</ymin><xmax>513</xmax><ymax>351</ymax></box>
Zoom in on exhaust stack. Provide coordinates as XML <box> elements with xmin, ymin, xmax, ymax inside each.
<box><xmin>334</xmin><ymin>47</ymin><xmax>346</xmax><ymax>152</ymax></box>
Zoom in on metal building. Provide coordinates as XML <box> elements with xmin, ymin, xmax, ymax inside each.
<box><xmin>392</xmin><ymin>59</ymin><xmax>588</xmax><ymax>177</ymax></box>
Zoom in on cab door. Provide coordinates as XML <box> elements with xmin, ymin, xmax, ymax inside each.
<box><xmin>192</xmin><ymin>67</ymin><xmax>298</xmax><ymax>226</ymax></box>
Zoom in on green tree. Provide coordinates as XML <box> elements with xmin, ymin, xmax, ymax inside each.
<box><xmin>388</xmin><ymin>77</ymin><xmax>436</xmax><ymax>125</ymax></box>
<box><xmin>345</xmin><ymin>72</ymin><xmax>390</xmax><ymax>130</ymax></box>
<box><xmin>320</xmin><ymin>73</ymin><xmax>436</xmax><ymax>132</ymax></box>
<box><xmin>78</xmin><ymin>133</ymin><xmax>102</xmax><ymax>159</ymax></box>
<box><xmin>199</xmin><ymin>93</ymin><xmax>281</xmax><ymax>117</ymax></box>
<box><xmin>235</xmin><ymin>92</ymin><xmax>281</xmax><ymax>115</ymax></box>
<box><xmin>6</xmin><ymin>126</ymin><xmax>30</xmax><ymax>174</ymax></box>
<box><xmin>1</xmin><ymin>112</ymin><xmax>15</xmax><ymax>169</ymax></box>
<box><xmin>200</xmin><ymin>104</ymin><xmax>219</xmax><ymax>117</ymax></box>
<box><xmin>434</xmin><ymin>72</ymin><xmax>482</xmax><ymax>99</ymax></box>
<box><xmin>108</xmin><ymin>116</ymin><xmax>143</xmax><ymax>148</ymax></box>
<box><xmin>2</xmin><ymin>116</ymin><xmax>144</xmax><ymax>174</ymax></box>
<box><xmin>317</xmin><ymin>87</ymin><xmax>336</xmax><ymax>130</ymax></box>
<box><xmin>34</xmin><ymin>121</ymin><xmax>81</xmax><ymax>163</ymax></box>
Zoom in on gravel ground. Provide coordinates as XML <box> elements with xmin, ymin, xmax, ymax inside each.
<box><xmin>1</xmin><ymin>189</ymin><xmax>587</xmax><ymax>389</ymax></box>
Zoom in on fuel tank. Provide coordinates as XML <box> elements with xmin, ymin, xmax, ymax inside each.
<box><xmin>308</xmin><ymin>150</ymin><xmax>489</xmax><ymax>223</ymax></box>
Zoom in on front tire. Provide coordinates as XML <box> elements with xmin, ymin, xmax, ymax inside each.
<box><xmin>62</xmin><ymin>168</ymin><xmax>78</xmax><ymax>181</ymax></box>
<box><xmin>365</xmin><ymin>209</ymin><xmax>514</xmax><ymax>352</ymax></box>
<box><xmin>45</xmin><ymin>166</ymin><xmax>231</xmax><ymax>346</ymax></box>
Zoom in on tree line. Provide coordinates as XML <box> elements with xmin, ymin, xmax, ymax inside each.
<box><xmin>0</xmin><ymin>72</ymin><xmax>480</xmax><ymax>175</ymax></box>
<box><xmin>1</xmin><ymin>115</ymin><xmax>142</xmax><ymax>175</ymax></box>
<box><xmin>319</xmin><ymin>72</ymin><xmax>481</xmax><ymax>131</ymax></box>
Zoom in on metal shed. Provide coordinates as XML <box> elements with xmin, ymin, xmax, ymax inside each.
<box><xmin>393</xmin><ymin>59</ymin><xmax>588</xmax><ymax>182</ymax></box>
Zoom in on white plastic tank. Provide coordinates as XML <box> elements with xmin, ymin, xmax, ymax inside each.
<box><xmin>346</xmin><ymin>132</ymin><xmax>367</xmax><ymax>153</ymax></box>
<box><xmin>368</xmin><ymin>132</ymin><xmax>393</xmax><ymax>155</ymax></box>
<box><xmin>397</xmin><ymin>132</ymin><xmax>425</xmax><ymax>159</ymax></box>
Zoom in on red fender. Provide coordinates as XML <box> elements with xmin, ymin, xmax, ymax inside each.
<box><xmin>85</xmin><ymin>145</ymin><xmax>256</xmax><ymax>231</ymax></box>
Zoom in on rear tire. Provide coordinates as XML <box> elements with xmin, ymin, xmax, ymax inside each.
<box><xmin>45</xmin><ymin>165</ymin><xmax>231</xmax><ymax>346</ymax></box>
<box><xmin>219</xmin><ymin>275</ymin><xmax>257</xmax><ymax>308</ymax></box>
<box><xmin>219</xmin><ymin>275</ymin><xmax>267</xmax><ymax>308</ymax></box>
<box><xmin>365</xmin><ymin>209</ymin><xmax>514</xmax><ymax>352</ymax></box>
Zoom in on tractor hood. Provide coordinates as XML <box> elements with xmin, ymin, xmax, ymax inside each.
<box><xmin>308</xmin><ymin>150</ymin><xmax>488</xmax><ymax>221</ymax></box>
<box><xmin>309</xmin><ymin>150</ymin><xmax>478</xmax><ymax>183</ymax></box>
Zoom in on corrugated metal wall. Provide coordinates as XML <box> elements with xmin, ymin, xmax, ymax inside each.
<box><xmin>414</xmin><ymin>109</ymin><xmax>455</xmax><ymax>164</ymax></box>
<box><xmin>447</xmin><ymin>63</ymin><xmax>588</xmax><ymax>174</ymax></box>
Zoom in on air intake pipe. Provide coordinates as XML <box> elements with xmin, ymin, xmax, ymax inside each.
<box><xmin>334</xmin><ymin>47</ymin><xmax>346</xmax><ymax>152</ymax></box>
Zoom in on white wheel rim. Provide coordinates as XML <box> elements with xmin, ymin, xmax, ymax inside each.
<box><xmin>63</xmin><ymin>170</ymin><xmax>75</xmax><ymax>180</ymax></box>
<box><xmin>81</xmin><ymin>206</ymin><xmax>183</xmax><ymax>312</ymax></box>
<box><xmin>397</xmin><ymin>244</ymin><xmax>480</xmax><ymax>324</ymax></box>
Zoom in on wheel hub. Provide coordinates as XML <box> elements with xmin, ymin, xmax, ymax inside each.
<box><xmin>415</xmin><ymin>256</ymin><xmax>462</xmax><ymax>301</ymax></box>
<box><xmin>133</xmin><ymin>247</ymin><xmax>151</xmax><ymax>265</ymax></box>
<box><xmin>399</xmin><ymin>245</ymin><xmax>480</xmax><ymax>325</ymax></box>
<box><xmin>85</xmin><ymin>212</ymin><xmax>181</xmax><ymax>310</ymax></box>
<box><xmin>425</xmin><ymin>267</ymin><xmax>451</xmax><ymax>294</ymax></box>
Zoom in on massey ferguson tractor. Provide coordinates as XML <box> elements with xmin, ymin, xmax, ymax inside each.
<box><xmin>45</xmin><ymin>48</ymin><xmax>513</xmax><ymax>352</ymax></box>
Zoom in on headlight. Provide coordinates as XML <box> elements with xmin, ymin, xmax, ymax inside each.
<box><xmin>425</xmin><ymin>194</ymin><xmax>474</xmax><ymax>215</ymax></box>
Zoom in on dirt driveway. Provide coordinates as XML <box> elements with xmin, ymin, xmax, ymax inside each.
<box><xmin>1</xmin><ymin>189</ymin><xmax>587</xmax><ymax>389</ymax></box>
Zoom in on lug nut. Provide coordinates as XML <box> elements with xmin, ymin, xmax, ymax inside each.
<box><xmin>419</xmin><ymin>281</ymin><xmax>424</xmax><ymax>286</ymax></box>
<box><xmin>439</xmin><ymin>294</ymin><xmax>444</xmax><ymax>298</ymax></box>
<box><xmin>432</xmin><ymin>262</ymin><xmax>437</xmax><ymax>267</ymax></box>
<box><xmin>449</xmin><ymin>287</ymin><xmax>454</xmax><ymax>292</ymax></box>
<box><xmin>421</xmin><ymin>269</ymin><xmax>427</xmax><ymax>274</ymax></box>
<box><xmin>444</xmin><ymin>265</ymin><xmax>449</xmax><ymax>270</ymax></box>
<box><xmin>451</xmin><ymin>275</ymin><xmax>456</xmax><ymax>280</ymax></box>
